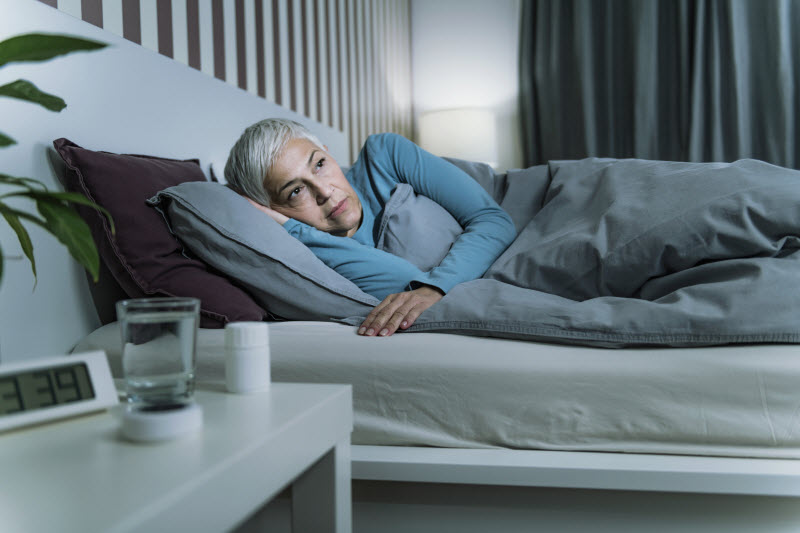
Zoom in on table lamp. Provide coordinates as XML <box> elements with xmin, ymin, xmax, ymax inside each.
<box><xmin>417</xmin><ymin>107</ymin><xmax>498</xmax><ymax>168</ymax></box>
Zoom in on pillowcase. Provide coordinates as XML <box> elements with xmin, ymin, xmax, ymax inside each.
<box><xmin>442</xmin><ymin>157</ymin><xmax>501</xmax><ymax>199</ymax></box>
<box><xmin>376</xmin><ymin>183</ymin><xmax>463</xmax><ymax>272</ymax></box>
<box><xmin>53</xmin><ymin>138</ymin><xmax>267</xmax><ymax>328</ymax></box>
<box><xmin>444</xmin><ymin>156</ymin><xmax>551</xmax><ymax>232</ymax></box>
<box><xmin>148</xmin><ymin>181</ymin><xmax>380</xmax><ymax>321</ymax></box>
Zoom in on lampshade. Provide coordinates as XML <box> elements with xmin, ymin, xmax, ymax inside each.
<box><xmin>417</xmin><ymin>108</ymin><xmax>498</xmax><ymax>167</ymax></box>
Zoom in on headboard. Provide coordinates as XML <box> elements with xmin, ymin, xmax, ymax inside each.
<box><xmin>0</xmin><ymin>0</ymin><xmax>348</xmax><ymax>363</ymax></box>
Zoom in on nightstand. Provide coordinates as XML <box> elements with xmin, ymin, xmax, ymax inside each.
<box><xmin>0</xmin><ymin>382</ymin><xmax>352</xmax><ymax>532</ymax></box>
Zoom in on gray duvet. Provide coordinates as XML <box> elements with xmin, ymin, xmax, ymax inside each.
<box><xmin>353</xmin><ymin>157</ymin><xmax>800</xmax><ymax>348</ymax></box>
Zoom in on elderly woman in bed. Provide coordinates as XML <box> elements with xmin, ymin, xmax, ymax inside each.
<box><xmin>224</xmin><ymin>118</ymin><xmax>516</xmax><ymax>337</ymax></box>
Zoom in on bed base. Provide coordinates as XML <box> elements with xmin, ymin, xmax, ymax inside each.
<box><xmin>351</xmin><ymin>445</ymin><xmax>800</xmax><ymax>497</ymax></box>
<box><xmin>348</xmin><ymin>446</ymin><xmax>800</xmax><ymax>532</ymax></box>
<box><xmin>347</xmin><ymin>479</ymin><xmax>800</xmax><ymax>533</ymax></box>
<box><xmin>243</xmin><ymin>445</ymin><xmax>800</xmax><ymax>532</ymax></box>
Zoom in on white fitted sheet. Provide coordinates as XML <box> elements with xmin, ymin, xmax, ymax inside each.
<box><xmin>76</xmin><ymin>321</ymin><xmax>800</xmax><ymax>458</ymax></box>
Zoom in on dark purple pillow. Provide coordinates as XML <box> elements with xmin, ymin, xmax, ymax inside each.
<box><xmin>53</xmin><ymin>138</ymin><xmax>266</xmax><ymax>328</ymax></box>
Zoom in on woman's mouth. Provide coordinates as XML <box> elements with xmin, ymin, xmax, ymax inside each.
<box><xmin>328</xmin><ymin>199</ymin><xmax>347</xmax><ymax>218</ymax></box>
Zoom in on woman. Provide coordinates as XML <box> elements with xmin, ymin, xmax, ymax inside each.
<box><xmin>224</xmin><ymin>118</ymin><xmax>516</xmax><ymax>336</ymax></box>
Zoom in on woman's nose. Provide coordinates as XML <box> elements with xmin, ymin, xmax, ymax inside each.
<box><xmin>315</xmin><ymin>183</ymin><xmax>333</xmax><ymax>205</ymax></box>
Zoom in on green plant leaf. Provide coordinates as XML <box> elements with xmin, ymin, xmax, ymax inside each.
<box><xmin>9</xmin><ymin>189</ymin><xmax>115</xmax><ymax>234</ymax></box>
<box><xmin>0</xmin><ymin>33</ymin><xmax>109</xmax><ymax>287</ymax></box>
<box><xmin>0</xmin><ymin>131</ymin><xmax>14</xmax><ymax>147</ymax></box>
<box><xmin>0</xmin><ymin>33</ymin><xmax>107</xmax><ymax>68</ymax></box>
<box><xmin>0</xmin><ymin>173</ymin><xmax>49</xmax><ymax>190</ymax></box>
<box><xmin>0</xmin><ymin>205</ymin><xmax>50</xmax><ymax>288</ymax></box>
<box><xmin>0</xmin><ymin>205</ymin><xmax>48</xmax><ymax>227</ymax></box>
<box><xmin>0</xmin><ymin>204</ymin><xmax>36</xmax><ymax>282</ymax></box>
<box><xmin>0</xmin><ymin>79</ymin><xmax>66</xmax><ymax>112</ymax></box>
<box><xmin>34</xmin><ymin>197</ymin><xmax>100</xmax><ymax>281</ymax></box>
<box><xmin>0</xmin><ymin>205</ymin><xmax>53</xmax><ymax>271</ymax></box>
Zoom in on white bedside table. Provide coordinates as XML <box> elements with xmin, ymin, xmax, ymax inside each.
<box><xmin>1</xmin><ymin>382</ymin><xmax>353</xmax><ymax>533</ymax></box>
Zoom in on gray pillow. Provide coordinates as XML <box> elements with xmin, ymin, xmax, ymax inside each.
<box><xmin>444</xmin><ymin>156</ymin><xmax>550</xmax><ymax>232</ymax></box>
<box><xmin>442</xmin><ymin>157</ymin><xmax>500</xmax><ymax>199</ymax></box>
<box><xmin>148</xmin><ymin>182</ymin><xmax>379</xmax><ymax>321</ymax></box>
<box><xmin>376</xmin><ymin>183</ymin><xmax>462</xmax><ymax>272</ymax></box>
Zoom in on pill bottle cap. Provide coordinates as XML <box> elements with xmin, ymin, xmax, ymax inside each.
<box><xmin>225</xmin><ymin>322</ymin><xmax>269</xmax><ymax>349</ymax></box>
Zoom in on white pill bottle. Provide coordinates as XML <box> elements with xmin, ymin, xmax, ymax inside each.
<box><xmin>225</xmin><ymin>322</ymin><xmax>271</xmax><ymax>393</ymax></box>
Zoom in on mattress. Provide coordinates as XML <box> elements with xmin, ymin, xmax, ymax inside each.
<box><xmin>75</xmin><ymin>321</ymin><xmax>800</xmax><ymax>458</ymax></box>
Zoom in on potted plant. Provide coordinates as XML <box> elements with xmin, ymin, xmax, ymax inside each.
<box><xmin>0</xmin><ymin>32</ymin><xmax>113</xmax><ymax>285</ymax></box>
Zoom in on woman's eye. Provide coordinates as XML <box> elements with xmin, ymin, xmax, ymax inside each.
<box><xmin>315</xmin><ymin>158</ymin><xmax>326</xmax><ymax>170</ymax></box>
<box><xmin>288</xmin><ymin>186</ymin><xmax>303</xmax><ymax>199</ymax></box>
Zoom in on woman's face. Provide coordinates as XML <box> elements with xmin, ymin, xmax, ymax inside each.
<box><xmin>265</xmin><ymin>138</ymin><xmax>362</xmax><ymax>237</ymax></box>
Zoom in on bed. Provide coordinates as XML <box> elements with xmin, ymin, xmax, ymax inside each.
<box><xmin>74</xmin><ymin>321</ymin><xmax>800</xmax><ymax>532</ymax></box>
<box><xmin>5</xmin><ymin>2</ymin><xmax>800</xmax><ymax>532</ymax></box>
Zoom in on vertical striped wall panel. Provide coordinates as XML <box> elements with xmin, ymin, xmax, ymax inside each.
<box><xmin>41</xmin><ymin>0</ymin><xmax>413</xmax><ymax>163</ymax></box>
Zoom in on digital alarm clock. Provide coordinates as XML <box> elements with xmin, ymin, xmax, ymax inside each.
<box><xmin>0</xmin><ymin>350</ymin><xmax>118</xmax><ymax>433</ymax></box>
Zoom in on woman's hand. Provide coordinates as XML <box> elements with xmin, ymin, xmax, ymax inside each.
<box><xmin>246</xmin><ymin>197</ymin><xmax>289</xmax><ymax>225</ymax></box>
<box><xmin>358</xmin><ymin>285</ymin><xmax>443</xmax><ymax>337</ymax></box>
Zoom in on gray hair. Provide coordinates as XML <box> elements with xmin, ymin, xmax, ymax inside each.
<box><xmin>224</xmin><ymin>118</ymin><xmax>325</xmax><ymax>205</ymax></box>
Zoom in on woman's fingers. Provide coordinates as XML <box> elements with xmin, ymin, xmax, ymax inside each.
<box><xmin>358</xmin><ymin>293</ymin><xmax>399</xmax><ymax>336</ymax></box>
<box><xmin>375</xmin><ymin>297</ymin><xmax>418</xmax><ymax>336</ymax></box>
<box><xmin>360</xmin><ymin>302</ymin><xmax>404</xmax><ymax>336</ymax></box>
<box><xmin>358</xmin><ymin>286</ymin><xmax>443</xmax><ymax>337</ymax></box>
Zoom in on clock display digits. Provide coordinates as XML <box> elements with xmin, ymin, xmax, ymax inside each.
<box><xmin>0</xmin><ymin>377</ymin><xmax>24</xmax><ymax>415</ymax></box>
<box><xmin>54</xmin><ymin>366</ymin><xmax>85</xmax><ymax>403</ymax></box>
<box><xmin>0</xmin><ymin>363</ymin><xmax>95</xmax><ymax>414</ymax></box>
<box><xmin>31</xmin><ymin>371</ymin><xmax>57</xmax><ymax>408</ymax></box>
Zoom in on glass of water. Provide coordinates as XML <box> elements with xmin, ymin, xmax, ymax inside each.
<box><xmin>116</xmin><ymin>297</ymin><xmax>200</xmax><ymax>408</ymax></box>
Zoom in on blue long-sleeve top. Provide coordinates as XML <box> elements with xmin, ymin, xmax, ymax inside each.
<box><xmin>282</xmin><ymin>133</ymin><xmax>516</xmax><ymax>300</ymax></box>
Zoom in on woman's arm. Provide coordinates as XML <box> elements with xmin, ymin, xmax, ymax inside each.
<box><xmin>354</xmin><ymin>134</ymin><xmax>516</xmax><ymax>336</ymax></box>
<box><xmin>366</xmin><ymin>133</ymin><xmax>517</xmax><ymax>293</ymax></box>
<box><xmin>289</xmin><ymin>218</ymin><xmax>445</xmax><ymax>336</ymax></box>
<box><xmin>284</xmin><ymin>219</ymin><xmax>426</xmax><ymax>300</ymax></box>
<box><xmin>247</xmin><ymin>197</ymin><xmax>425</xmax><ymax>300</ymax></box>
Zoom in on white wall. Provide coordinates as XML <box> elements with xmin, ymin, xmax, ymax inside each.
<box><xmin>411</xmin><ymin>0</ymin><xmax>522</xmax><ymax>171</ymax></box>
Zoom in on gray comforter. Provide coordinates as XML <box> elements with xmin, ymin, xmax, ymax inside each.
<box><xmin>359</xmin><ymin>157</ymin><xmax>800</xmax><ymax>348</ymax></box>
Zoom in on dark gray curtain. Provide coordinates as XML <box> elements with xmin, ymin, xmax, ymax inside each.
<box><xmin>519</xmin><ymin>0</ymin><xmax>800</xmax><ymax>168</ymax></box>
